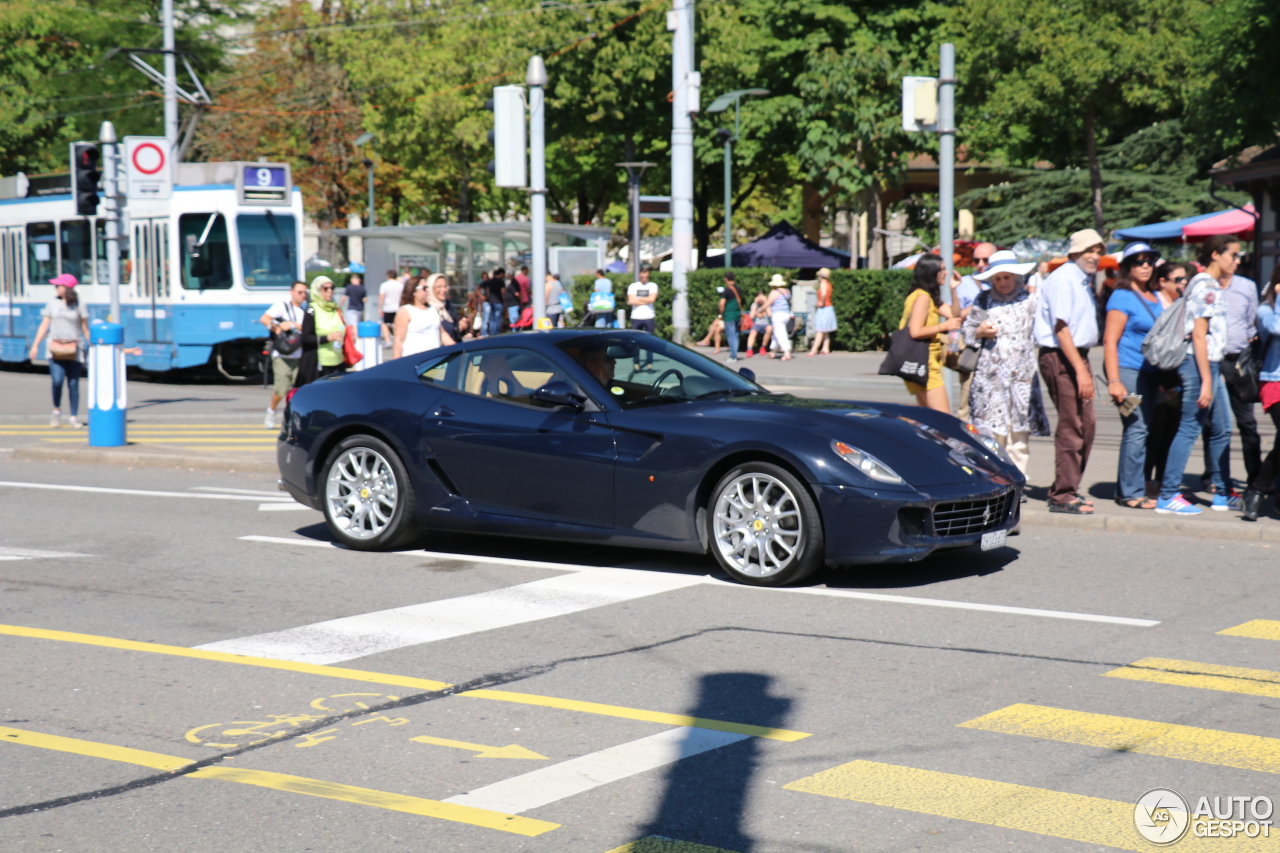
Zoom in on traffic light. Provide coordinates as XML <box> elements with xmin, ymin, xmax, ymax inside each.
<box><xmin>70</xmin><ymin>142</ymin><xmax>100</xmax><ymax>216</ymax></box>
<box><xmin>486</xmin><ymin>85</ymin><xmax>526</xmax><ymax>188</ymax></box>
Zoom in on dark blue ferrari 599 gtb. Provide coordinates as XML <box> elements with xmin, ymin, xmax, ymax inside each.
<box><xmin>277</xmin><ymin>330</ymin><xmax>1023</xmax><ymax>586</ymax></box>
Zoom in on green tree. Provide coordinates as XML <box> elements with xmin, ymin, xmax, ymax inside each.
<box><xmin>949</xmin><ymin>0</ymin><xmax>1203</xmax><ymax>233</ymax></box>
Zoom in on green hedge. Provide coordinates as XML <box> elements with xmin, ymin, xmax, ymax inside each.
<box><xmin>569</xmin><ymin>267</ymin><xmax>915</xmax><ymax>351</ymax></box>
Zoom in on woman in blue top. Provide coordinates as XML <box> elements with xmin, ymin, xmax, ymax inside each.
<box><xmin>1102</xmin><ymin>243</ymin><xmax>1164</xmax><ymax>508</ymax></box>
<box><xmin>1242</xmin><ymin>265</ymin><xmax>1280</xmax><ymax>520</ymax></box>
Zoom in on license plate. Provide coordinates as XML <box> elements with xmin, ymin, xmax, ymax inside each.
<box><xmin>980</xmin><ymin>530</ymin><xmax>1007</xmax><ymax>551</ymax></box>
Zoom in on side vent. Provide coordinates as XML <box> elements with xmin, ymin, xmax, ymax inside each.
<box><xmin>426</xmin><ymin>459</ymin><xmax>461</xmax><ymax>496</ymax></box>
<box><xmin>896</xmin><ymin>507</ymin><xmax>927</xmax><ymax>538</ymax></box>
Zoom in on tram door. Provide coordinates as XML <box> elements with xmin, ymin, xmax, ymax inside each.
<box><xmin>0</xmin><ymin>227</ymin><xmax>23</xmax><ymax>340</ymax></box>
<box><xmin>133</xmin><ymin>219</ymin><xmax>170</xmax><ymax>343</ymax></box>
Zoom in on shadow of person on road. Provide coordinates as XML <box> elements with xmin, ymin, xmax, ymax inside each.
<box><xmin>634</xmin><ymin>672</ymin><xmax>792</xmax><ymax>852</ymax></box>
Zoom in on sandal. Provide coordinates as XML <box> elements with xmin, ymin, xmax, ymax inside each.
<box><xmin>1115</xmin><ymin>497</ymin><xmax>1157</xmax><ymax>510</ymax></box>
<box><xmin>1048</xmin><ymin>498</ymin><xmax>1094</xmax><ymax>514</ymax></box>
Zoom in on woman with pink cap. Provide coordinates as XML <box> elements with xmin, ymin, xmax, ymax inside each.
<box><xmin>28</xmin><ymin>274</ymin><xmax>90</xmax><ymax>428</ymax></box>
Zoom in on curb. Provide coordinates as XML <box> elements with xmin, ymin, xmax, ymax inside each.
<box><xmin>1018</xmin><ymin>505</ymin><xmax>1280</xmax><ymax>542</ymax></box>
<box><xmin>9</xmin><ymin>445</ymin><xmax>277</xmax><ymax>473</ymax></box>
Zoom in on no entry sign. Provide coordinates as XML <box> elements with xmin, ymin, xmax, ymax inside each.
<box><xmin>124</xmin><ymin>136</ymin><xmax>172</xmax><ymax>200</ymax></box>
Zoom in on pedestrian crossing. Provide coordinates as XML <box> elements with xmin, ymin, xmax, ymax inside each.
<box><xmin>0</xmin><ymin>422</ymin><xmax>277</xmax><ymax>452</ymax></box>
<box><xmin>784</xmin><ymin>621</ymin><xmax>1280</xmax><ymax>850</ymax></box>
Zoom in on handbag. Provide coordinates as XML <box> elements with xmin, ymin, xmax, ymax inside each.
<box><xmin>1222</xmin><ymin>349</ymin><xmax>1260</xmax><ymax>403</ymax></box>
<box><xmin>878</xmin><ymin>327</ymin><xmax>931</xmax><ymax>384</ymax></box>
<box><xmin>342</xmin><ymin>324</ymin><xmax>363</xmax><ymax>367</ymax></box>
<box><xmin>956</xmin><ymin>345</ymin><xmax>981</xmax><ymax>374</ymax></box>
<box><xmin>49</xmin><ymin>339</ymin><xmax>78</xmax><ymax>360</ymax></box>
<box><xmin>739</xmin><ymin>315</ymin><xmax>752</xmax><ymax>333</ymax></box>
<box><xmin>587</xmin><ymin>291</ymin><xmax>616</xmax><ymax>313</ymax></box>
<box><xmin>557</xmin><ymin>292</ymin><xmax>574</xmax><ymax>314</ymax></box>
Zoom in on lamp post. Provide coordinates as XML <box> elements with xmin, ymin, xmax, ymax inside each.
<box><xmin>706</xmin><ymin>88</ymin><xmax>769</xmax><ymax>267</ymax></box>
<box><xmin>354</xmin><ymin>132</ymin><xmax>376</xmax><ymax>227</ymax></box>
<box><xmin>616</xmin><ymin>161</ymin><xmax>656</xmax><ymax>284</ymax></box>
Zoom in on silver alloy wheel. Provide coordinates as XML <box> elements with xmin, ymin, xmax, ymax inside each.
<box><xmin>712</xmin><ymin>472</ymin><xmax>803</xmax><ymax>578</ymax></box>
<box><xmin>326</xmin><ymin>446</ymin><xmax>398</xmax><ymax>540</ymax></box>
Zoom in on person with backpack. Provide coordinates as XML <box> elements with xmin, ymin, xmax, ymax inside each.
<box><xmin>259</xmin><ymin>279</ymin><xmax>308</xmax><ymax>428</ymax></box>
<box><xmin>1143</xmin><ymin>262</ymin><xmax>1193</xmax><ymax>496</ymax></box>
<box><xmin>1242</xmin><ymin>264</ymin><xmax>1280</xmax><ymax>520</ymax></box>
<box><xmin>1152</xmin><ymin>235</ymin><xmax>1241</xmax><ymax>515</ymax></box>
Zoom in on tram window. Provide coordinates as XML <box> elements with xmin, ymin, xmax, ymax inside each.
<box><xmin>178</xmin><ymin>213</ymin><xmax>232</xmax><ymax>290</ymax></box>
<box><xmin>61</xmin><ymin>220</ymin><xmax>93</xmax><ymax>283</ymax></box>
<box><xmin>27</xmin><ymin>222</ymin><xmax>57</xmax><ymax>284</ymax></box>
<box><xmin>237</xmin><ymin>213</ymin><xmax>296</xmax><ymax>288</ymax></box>
<box><xmin>94</xmin><ymin>220</ymin><xmax>130</xmax><ymax>286</ymax></box>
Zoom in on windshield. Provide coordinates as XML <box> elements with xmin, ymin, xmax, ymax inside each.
<box><xmin>557</xmin><ymin>333</ymin><xmax>764</xmax><ymax>408</ymax></box>
<box><xmin>236</xmin><ymin>212</ymin><xmax>297</xmax><ymax>288</ymax></box>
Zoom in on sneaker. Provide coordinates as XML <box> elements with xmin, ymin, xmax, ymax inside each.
<box><xmin>264</xmin><ymin>409</ymin><xmax>276</xmax><ymax>429</ymax></box>
<box><xmin>745</xmin><ymin>349</ymin><xmax>755</xmax><ymax>358</ymax></box>
<box><xmin>68</xmin><ymin>416</ymin><xmax>83</xmax><ymax>429</ymax></box>
<box><xmin>1156</xmin><ymin>494</ymin><xmax>1202</xmax><ymax>515</ymax></box>
<box><xmin>727</xmin><ymin>357</ymin><xmax>739</xmax><ymax>363</ymax></box>
<box><xmin>1211</xmin><ymin>492</ymin><xmax>1243</xmax><ymax>512</ymax></box>
<box><xmin>50</xmin><ymin>409</ymin><xmax>60</xmax><ymax>428</ymax></box>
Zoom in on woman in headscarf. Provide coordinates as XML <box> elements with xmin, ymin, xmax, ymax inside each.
<box><xmin>293</xmin><ymin>275</ymin><xmax>347</xmax><ymax>389</ymax></box>
<box><xmin>960</xmin><ymin>250</ymin><xmax>1045</xmax><ymax>475</ymax></box>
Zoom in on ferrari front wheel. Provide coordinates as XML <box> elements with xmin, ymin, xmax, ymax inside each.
<box><xmin>322</xmin><ymin>435</ymin><xmax>418</xmax><ymax>551</ymax></box>
<box><xmin>708</xmin><ymin>462</ymin><xmax>824</xmax><ymax>586</ymax></box>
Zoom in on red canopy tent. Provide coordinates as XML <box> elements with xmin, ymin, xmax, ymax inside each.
<box><xmin>1182</xmin><ymin>204</ymin><xmax>1256</xmax><ymax>242</ymax></box>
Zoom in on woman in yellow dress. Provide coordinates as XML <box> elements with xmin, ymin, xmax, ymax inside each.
<box><xmin>899</xmin><ymin>253</ymin><xmax>961</xmax><ymax>413</ymax></box>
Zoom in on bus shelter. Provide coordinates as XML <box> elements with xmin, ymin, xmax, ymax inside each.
<box><xmin>324</xmin><ymin>222</ymin><xmax>611</xmax><ymax>292</ymax></box>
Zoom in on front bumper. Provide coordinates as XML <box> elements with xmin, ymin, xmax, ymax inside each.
<box><xmin>817</xmin><ymin>478</ymin><xmax>1020</xmax><ymax>565</ymax></box>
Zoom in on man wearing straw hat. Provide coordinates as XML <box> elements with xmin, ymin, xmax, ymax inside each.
<box><xmin>1034</xmin><ymin>228</ymin><xmax>1105</xmax><ymax>514</ymax></box>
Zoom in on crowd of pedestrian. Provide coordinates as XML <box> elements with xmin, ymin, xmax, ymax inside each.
<box><xmin>896</xmin><ymin>227</ymin><xmax>1271</xmax><ymax>520</ymax></box>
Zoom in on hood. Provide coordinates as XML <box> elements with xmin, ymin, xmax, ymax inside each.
<box><xmin>688</xmin><ymin>394</ymin><xmax>1010</xmax><ymax>487</ymax></box>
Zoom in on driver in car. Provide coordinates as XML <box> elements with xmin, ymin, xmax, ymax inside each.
<box><xmin>577</xmin><ymin>344</ymin><xmax>617</xmax><ymax>388</ymax></box>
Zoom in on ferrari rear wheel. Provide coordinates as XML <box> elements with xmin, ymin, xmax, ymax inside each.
<box><xmin>322</xmin><ymin>435</ymin><xmax>418</xmax><ymax>551</ymax></box>
<box><xmin>708</xmin><ymin>462</ymin><xmax>824</xmax><ymax>586</ymax></box>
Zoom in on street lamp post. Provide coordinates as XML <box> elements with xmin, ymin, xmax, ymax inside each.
<box><xmin>706</xmin><ymin>88</ymin><xmax>768</xmax><ymax>267</ymax></box>
<box><xmin>616</xmin><ymin>161</ymin><xmax>656</xmax><ymax>284</ymax></box>
<box><xmin>354</xmin><ymin>132</ymin><xmax>376</xmax><ymax>227</ymax></box>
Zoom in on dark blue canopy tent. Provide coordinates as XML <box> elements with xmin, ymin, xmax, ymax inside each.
<box><xmin>702</xmin><ymin>221</ymin><xmax>851</xmax><ymax>268</ymax></box>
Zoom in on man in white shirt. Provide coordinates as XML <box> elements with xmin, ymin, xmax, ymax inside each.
<box><xmin>1035</xmin><ymin>228</ymin><xmax>1104</xmax><ymax>513</ymax></box>
<box><xmin>378</xmin><ymin>269</ymin><xmax>405</xmax><ymax>344</ymax></box>
<box><xmin>627</xmin><ymin>267</ymin><xmax>657</xmax><ymax>333</ymax></box>
<box><xmin>258</xmin><ymin>279</ymin><xmax>308</xmax><ymax>428</ymax></box>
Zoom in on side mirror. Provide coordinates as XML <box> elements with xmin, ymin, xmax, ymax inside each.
<box><xmin>532</xmin><ymin>380</ymin><xmax>586</xmax><ymax>411</ymax></box>
<box><xmin>737</xmin><ymin>367</ymin><xmax>756</xmax><ymax>382</ymax></box>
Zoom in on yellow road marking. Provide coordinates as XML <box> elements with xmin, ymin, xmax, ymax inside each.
<box><xmin>0</xmin><ymin>624</ymin><xmax>811</xmax><ymax>741</ymax></box>
<box><xmin>0</xmin><ymin>725</ymin><xmax>555</xmax><ymax>835</ymax></box>
<box><xmin>462</xmin><ymin>689</ymin><xmax>811</xmax><ymax>742</ymax></box>
<box><xmin>0</xmin><ymin>726</ymin><xmax>194</xmax><ymax>772</ymax></box>
<box><xmin>960</xmin><ymin>704</ymin><xmax>1280</xmax><ymax>773</ymax></box>
<box><xmin>410</xmin><ymin>735</ymin><xmax>546</xmax><ymax>759</ymax></box>
<box><xmin>783</xmin><ymin>760</ymin><xmax>1275</xmax><ymax>852</ymax></box>
<box><xmin>605</xmin><ymin>837</ymin><xmax>742</xmax><ymax>853</ymax></box>
<box><xmin>189</xmin><ymin>766</ymin><xmax>558</xmax><ymax>835</ymax></box>
<box><xmin>0</xmin><ymin>624</ymin><xmax>453</xmax><ymax>692</ymax></box>
<box><xmin>1105</xmin><ymin>657</ymin><xmax>1280</xmax><ymax>700</ymax></box>
<box><xmin>1219</xmin><ymin>620</ymin><xmax>1280</xmax><ymax>641</ymax></box>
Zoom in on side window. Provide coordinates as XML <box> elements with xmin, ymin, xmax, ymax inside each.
<box><xmin>95</xmin><ymin>220</ymin><xmax>130</xmax><ymax>287</ymax></box>
<box><xmin>416</xmin><ymin>353</ymin><xmax>460</xmax><ymax>389</ymax></box>
<box><xmin>178</xmin><ymin>213</ymin><xmax>233</xmax><ymax>290</ymax></box>
<box><xmin>61</xmin><ymin>220</ymin><xmax>92</xmax><ymax>282</ymax></box>
<box><xmin>459</xmin><ymin>348</ymin><xmax>579</xmax><ymax>407</ymax></box>
<box><xmin>27</xmin><ymin>222</ymin><xmax>56</xmax><ymax>284</ymax></box>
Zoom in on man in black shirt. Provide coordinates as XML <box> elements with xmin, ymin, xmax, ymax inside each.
<box><xmin>483</xmin><ymin>268</ymin><xmax>506</xmax><ymax>336</ymax></box>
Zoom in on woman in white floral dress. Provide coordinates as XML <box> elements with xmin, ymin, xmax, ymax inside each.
<box><xmin>961</xmin><ymin>252</ymin><xmax>1046</xmax><ymax>475</ymax></box>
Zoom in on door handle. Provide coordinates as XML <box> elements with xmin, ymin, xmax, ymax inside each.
<box><xmin>432</xmin><ymin>405</ymin><xmax>455</xmax><ymax>418</ymax></box>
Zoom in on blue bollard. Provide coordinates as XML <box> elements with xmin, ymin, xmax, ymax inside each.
<box><xmin>355</xmin><ymin>321</ymin><xmax>383</xmax><ymax>370</ymax></box>
<box><xmin>87</xmin><ymin>322</ymin><xmax>126</xmax><ymax>447</ymax></box>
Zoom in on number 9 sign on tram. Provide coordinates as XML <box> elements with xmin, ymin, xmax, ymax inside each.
<box><xmin>237</xmin><ymin>163</ymin><xmax>291</xmax><ymax>205</ymax></box>
<box><xmin>256</xmin><ymin>167</ymin><xmax>273</xmax><ymax>187</ymax></box>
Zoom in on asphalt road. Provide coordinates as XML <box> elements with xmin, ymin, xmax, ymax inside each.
<box><xmin>3</xmin><ymin>459</ymin><xmax>1279</xmax><ymax>852</ymax></box>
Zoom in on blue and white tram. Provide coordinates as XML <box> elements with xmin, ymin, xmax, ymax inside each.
<box><xmin>0</xmin><ymin>161</ymin><xmax>303</xmax><ymax>374</ymax></box>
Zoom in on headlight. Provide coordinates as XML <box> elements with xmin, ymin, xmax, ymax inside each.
<box><xmin>963</xmin><ymin>423</ymin><xmax>1014</xmax><ymax>465</ymax></box>
<box><xmin>832</xmin><ymin>441</ymin><xmax>905</xmax><ymax>484</ymax></box>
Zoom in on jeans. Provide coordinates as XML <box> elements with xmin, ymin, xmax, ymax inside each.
<box><xmin>1202</xmin><ymin>353</ymin><xmax>1259</xmax><ymax>488</ymax></box>
<box><xmin>483</xmin><ymin>303</ymin><xmax>503</xmax><ymax>336</ymax></box>
<box><xmin>1116</xmin><ymin>367</ymin><xmax>1159</xmax><ymax>500</ymax></box>
<box><xmin>49</xmin><ymin>359</ymin><xmax>82</xmax><ymax>417</ymax></box>
<box><xmin>726</xmin><ymin>317</ymin><xmax>740</xmax><ymax>360</ymax></box>
<box><xmin>1161</xmin><ymin>356</ymin><xmax>1229</xmax><ymax>500</ymax></box>
<box><xmin>506</xmin><ymin>305</ymin><xmax>520</xmax><ymax>328</ymax></box>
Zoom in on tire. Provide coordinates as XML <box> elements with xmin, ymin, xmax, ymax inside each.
<box><xmin>707</xmin><ymin>461</ymin><xmax>824</xmax><ymax>586</ymax></box>
<box><xmin>321</xmin><ymin>435</ymin><xmax>418</xmax><ymax>551</ymax></box>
